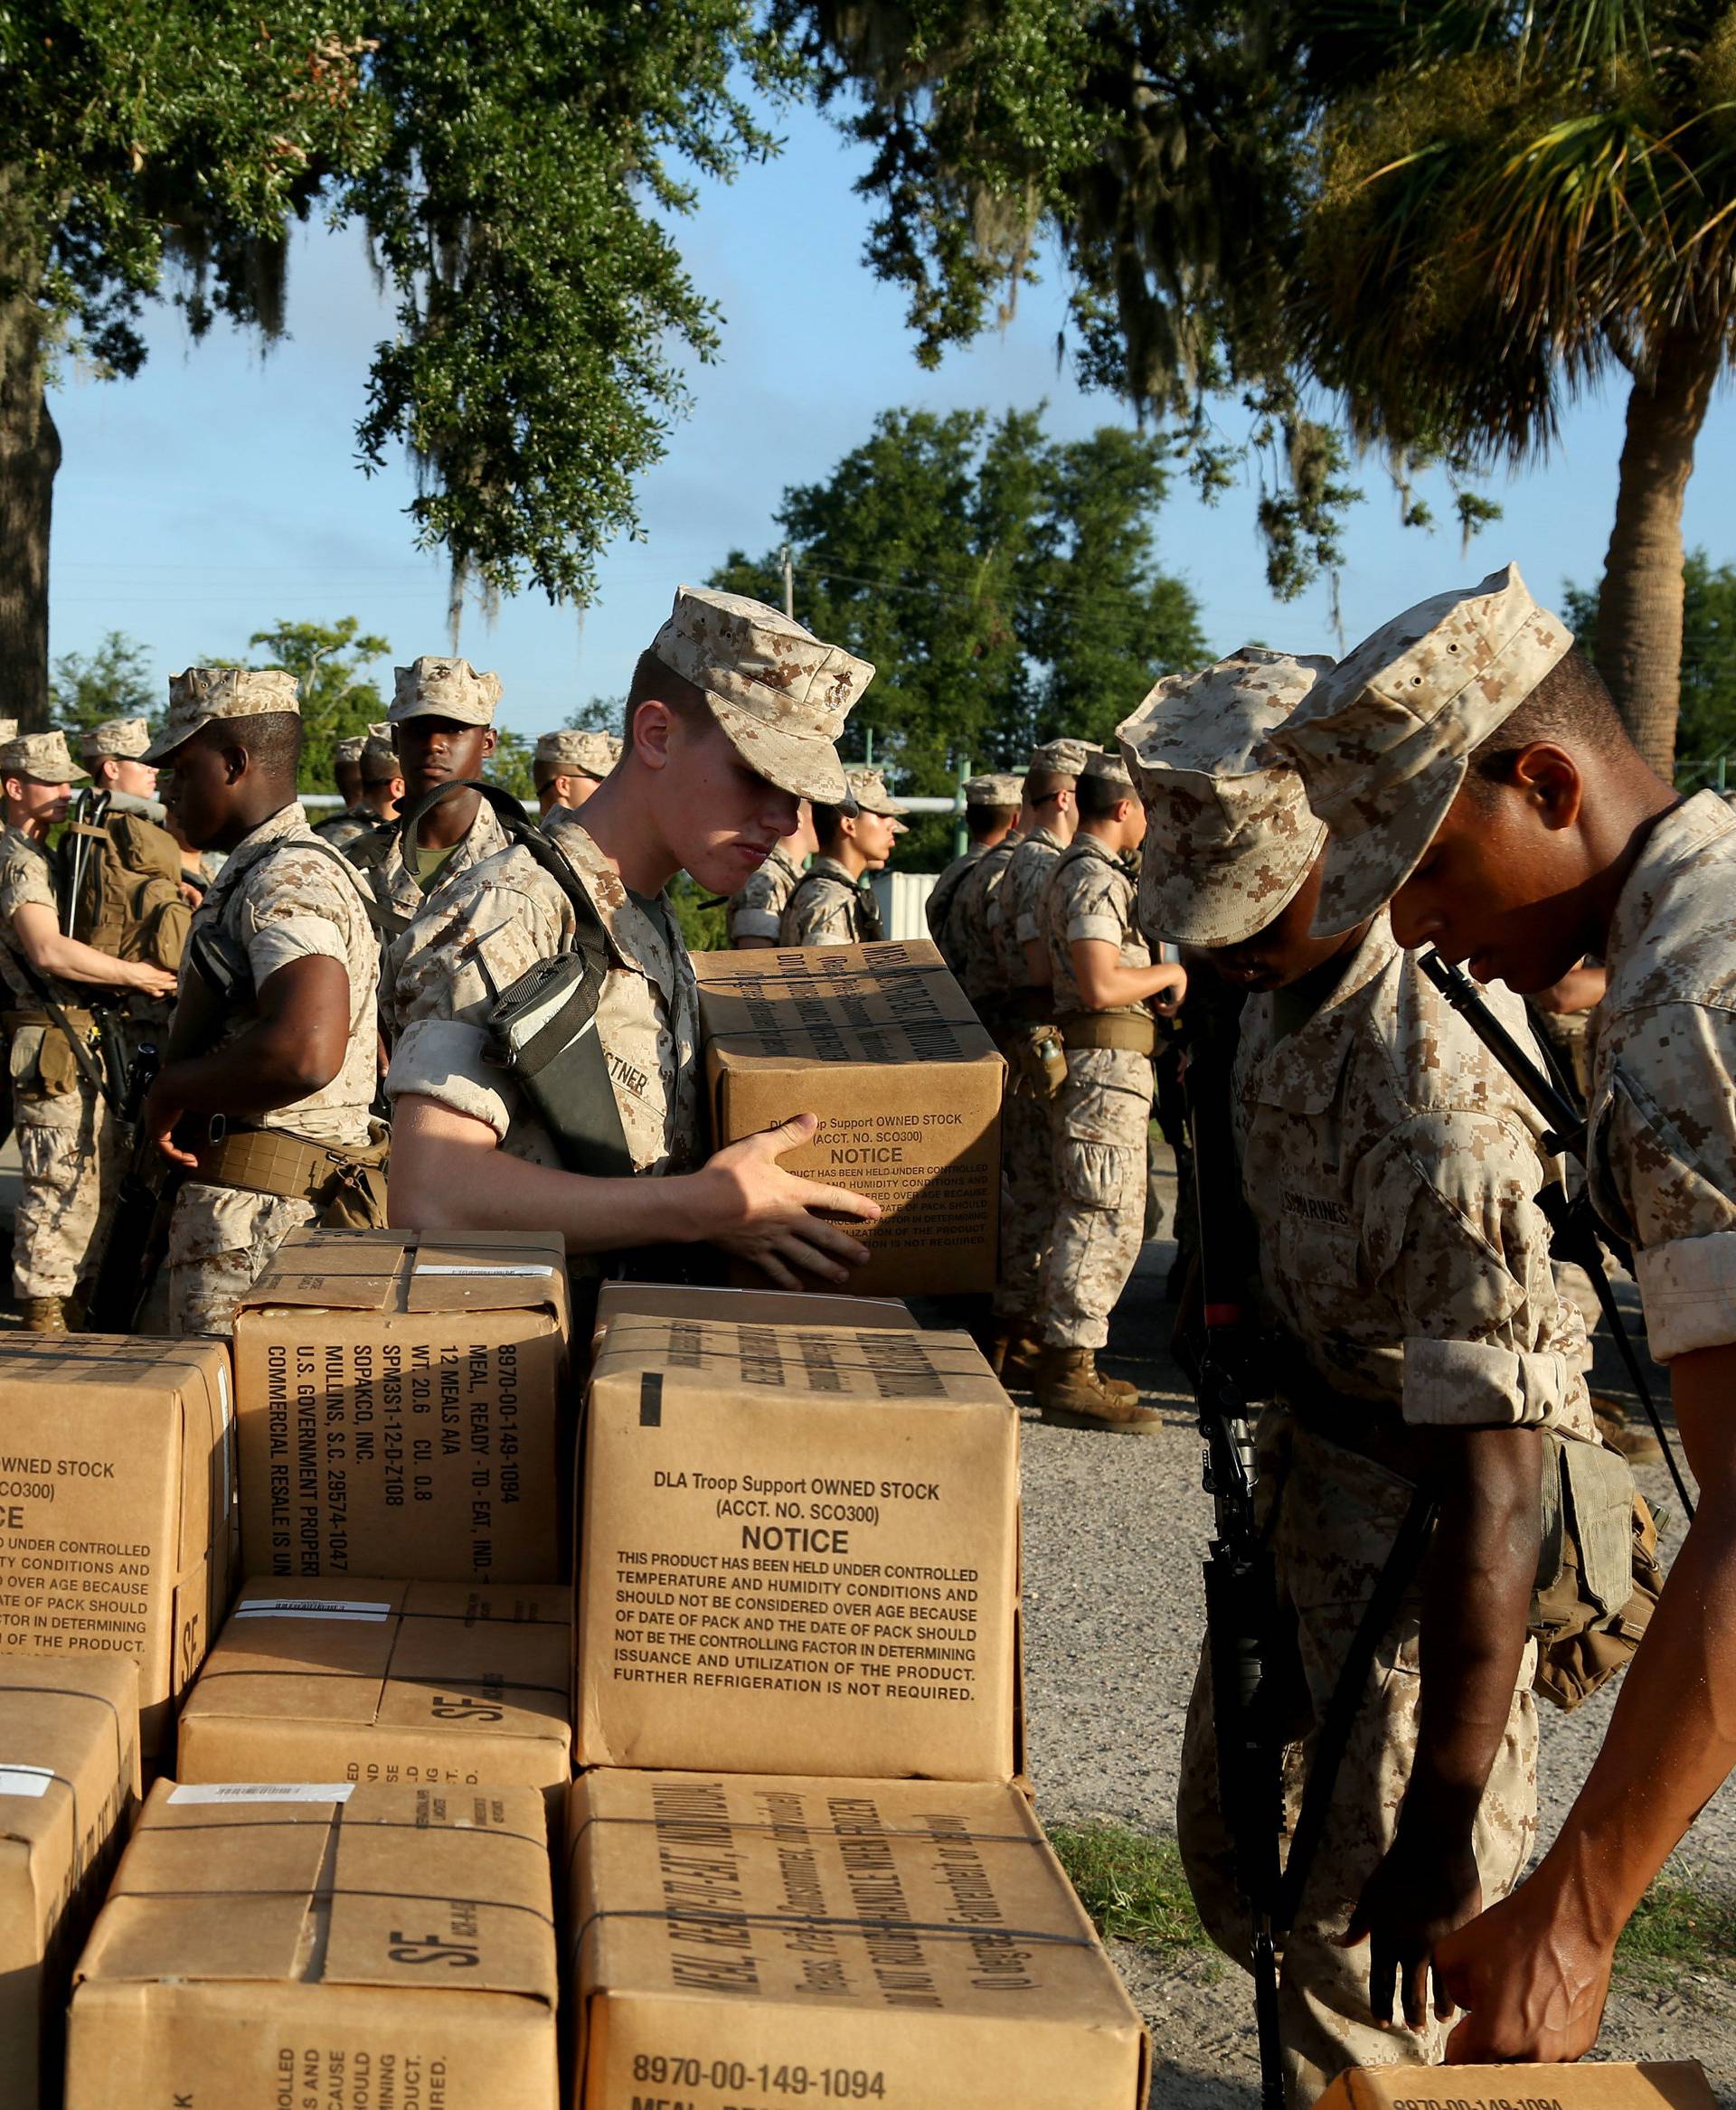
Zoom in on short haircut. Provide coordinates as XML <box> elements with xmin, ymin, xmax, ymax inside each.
<box><xmin>1024</xmin><ymin>766</ymin><xmax>1073</xmax><ymax>805</ymax></box>
<box><xmin>196</xmin><ymin>709</ymin><xmax>303</xmax><ymax>780</ymax></box>
<box><xmin>966</xmin><ymin>799</ymin><xmax>1018</xmax><ymax>842</ymax></box>
<box><xmin>1077</xmin><ymin>771</ymin><xmax>1132</xmax><ymax>821</ymax></box>
<box><xmin>1469</xmin><ymin>645</ymin><xmax>1632</xmax><ymax>788</ymax></box>
<box><xmin>361</xmin><ymin>755</ymin><xmax>401</xmax><ymax>788</ymax></box>
<box><xmin>626</xmin><ymin>648</ymin><xmax>711</xmax><ymax>733</ymax></box>
<box><xmin>811</xmin><ymin>800</ymin><xmax>851</xmax><ymax>851</ymax></box>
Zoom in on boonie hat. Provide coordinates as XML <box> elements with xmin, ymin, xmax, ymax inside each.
<box><xmin>1118</xmin><ymin>649</ymin><xmax>1333</xmax><ymax>947</ymax></box>
<box><xmin>1271</xmin><ymin>562</ymin><xmax>1572</xmax><ymax>935</ymax></box>
<box><xmin>963</xmin><ymin>772</ymin><xmax>1024</xmax><ymax>807</ymax></box>
<box><xmin>535</xmin><ymin>729</ymin><xmax>620</xmax><ymax>779</ymax></box>
<box><xmin>649</xmin><ymin>586</ymin><xmax>873</xmax><ymax>804</ymax></box>
<box><xmin>143</xmin><ymin>667</ymin><xmax>300</xmax><ymax>764</ymax></box>
<box><xmin>844</xmin><ymin>766</ymin><xmax>908</xmax><ymax>833</ymax></box>
<box><xmin>82</xmin><ymin>716</ymin><xmax>153</xmax><ymax>761</ymax></box>
<box><xmin>0</xmin><ymin>730</ymin><xmax>88</xmax><ymax>784</ymax></box>
<box><xmin>390</xmin><ymin>655</ymin><xmax>502</xmax><ymax>728</ymax></box>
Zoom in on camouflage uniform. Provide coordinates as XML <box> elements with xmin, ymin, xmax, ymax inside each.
<box><xmin>391</xmin><ymin>813</ymin><xmax>702</xmax><ymax>1182</ymax></box>
<box><xmin>315</xmin><ymin>734</ymin><xmax>372</xmax><ymax>848</ymax></box>
<box><xmin>949</xmin><ymin>831</ymin><xmax>1021</xmax><ymax>1013</ymax></box>
<box><xmin>779</xmin><ymin>853</ymin><xmax>882</xmax><ymax>946</ymax></box>
<box><xmin>1126</xmin><ymin>647</ymin><xmax>1595</xmax><ymax>2097</ymax></box>
<box><xmin>1582</xmin><ymin>788</ymin><xmax>1736</xmax><ymax>1358</ymax></box>
<box><xmin>368</xmin><ymin>794</ymin><xmax>513</xmax><ymax>949</ymax></box>
<box><xmin>1033</xmin><ymin>834</ymin><xmax>1153</xmax><ymax>1349</ymax></box>
<box><xmin>924</xmin><ymin>844</ymin><xmax>983</xmax><ymax>975</ymax></box>
<box><xmin>728</xmin><ymin>842</ymin><xmax>805</xmax><ymax>946</ymax></box>
<box><xmin>165</xmin><ymin>803</ymin><xmax>382</xmax><ymax>1338</ymax></box>
<box><xmin>0</xmin><ymin>818</ymin><xmax>116</xmax><ymax>1302</ymax></box>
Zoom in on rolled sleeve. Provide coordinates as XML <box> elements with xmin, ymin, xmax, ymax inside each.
<box><xmin>387</xmin><ymin>1018</ymin><xmax>513</xmax><ymax>1139</ymax></box>
<box><xmin>1403</xmin><ymin>1337</ymin><xmax>1571</xmax><ymax>1427</ymax></box>
<box><xmin>249</xmin><ymin>912</ymin><xmax>346</xmax><ymax>985</ymax></box>
<box><xmin>1634</xmin><ymin>1230</ymin><xmax>1736</xmax><ymax>1359</ymax></box>
<box><xmin>1066</xmin><ymin>911</ymin><xmax>1124</xmax><ymax>946</ymax></box>
<box><xmin>730</xmin><ymin>903</ymin><xmax>780</xmax><ymax>941</ymax></box>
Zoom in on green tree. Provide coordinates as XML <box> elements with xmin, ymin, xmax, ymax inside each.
<box><xmin>487</xmin><ymin>729</ymin><xmax>536</xmax><ymax>806</ymax></box>
<box><xmin>711</xmin><ymin>404</ymin><xmax>1204</xmax><ymax>865</ymax></box>
<box><xmin>2</xmin><ymin>3</ymin><xmax>801</xmax><ymax>723</ymax></box>
<box><xmin>566</xmin><ymin>696</ymin><xmax>627</xmax><ymax>735</ymax></box>
<box><xmin>1566</xmin><ymin>552</ymin><xmax>1736</xmax><ymax>785</ymax></box>
<box><xmin>787</xmin><ymin>0</ymin><xmax>1736</xmax><ymax>771</ymax></box>
<box><xmin>48</xmin><ymin>628</ymin><xmax>154</xmax><ymax>734</ymax></box>
<box><xmin>207</xmin><ymin>615</ymin><xmax>388</xmax><ymax>794</ymax></box>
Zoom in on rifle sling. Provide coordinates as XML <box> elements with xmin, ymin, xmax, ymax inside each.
<box><xmin>1274</xmin><ymin>1484</ymin><xmax>1438</xmax><ymax>1936</ymax></box>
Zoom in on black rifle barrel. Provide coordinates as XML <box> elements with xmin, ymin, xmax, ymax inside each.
<box><xmin>1416</xmin><ymin>950</ymin><xmax>1586</xmax><ymax>1157</ymax></box>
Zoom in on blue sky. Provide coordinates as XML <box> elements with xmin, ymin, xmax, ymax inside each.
<box><xmin>47</xmin><ymin>93</ymin><xmax>1736</xmax><ymax>768</ymax></box>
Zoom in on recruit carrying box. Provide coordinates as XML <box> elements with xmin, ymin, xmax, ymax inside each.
<box><xmin>1316</xmin><ymin>2065</ymin><xmax>1715</xmax><ymax>2110</ymax></box>
<box><xmin>576</xmin><ymin>1314</ymin><xmax>1020</xmax><ymax>1782</ymax></box>
<box><xmin>177</xmin><ymin>1578</ymin><xmax>572</xmax><ymax>1806</ymax></box>
<box><xmin>65</xmin><ymin>1778</ymin><xmax>559</xmax><ymax>2110</ymax></box>
<box><xmin>566</xmin><ymin>1770</ymin><xmax>1149</xmax><ymax>2110</ymax></box>
<box><xmin>0</xmin><ymin>1653</ymin><xmax>139</xmax><ymax>2110</ymax></box>
<box><xmin>231</xmin><ymin>1227</ymin><xmax>571</xmax><ymax>1584</ymax></box>
<box><xmin>0</xmin><ymin>1336</ymin><xmax>232</xmax><ymax>1754</ymax></box>
<box><xmin>591</xmin><ymin>1278</ymin><xmax>922</xmax><ymax>1355</ymax></box>
<box><xmin>693</xmin><ymin>940</ymin><xmax>1004</xmax><ymax>1297</ymax></box>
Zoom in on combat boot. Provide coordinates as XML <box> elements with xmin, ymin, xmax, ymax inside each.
<box><xmin>18</xmin><ymin>1295</ymin><xmax>69</xmax><ymax>1335</ymax></box>
<box><xmin>1592</xmin><ymin>1394</ymin><xmax>1664</xmax><ymax>1466</ymax></box>
<box><xmin>984</xmin><ymin>1322</ymin><xmax>1044</xmax><ymax>1390</ymax></box>
<box><xmin>1033</xmin><ymin>1346</ymin><xmax>1163</xmax><ymax>1434</ymax></box>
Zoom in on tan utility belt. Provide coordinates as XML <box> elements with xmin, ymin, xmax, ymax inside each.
<box><xmin>4</xmin><ymin>1005</ymin><xmax>98</xmax><ymax>1037</ymax></box>
<box><xmin>1058</xmin><ymin>1011</ymin><xmax>1156</xmax><ymax>1056</ymax></box>
<box><xmin>193</xmin><ymin>1125</ymin><xmax>387</xmax><ymax>1206</ymax></box>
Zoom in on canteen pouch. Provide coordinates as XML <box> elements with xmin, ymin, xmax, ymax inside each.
<box><xmin>1001</xmin><ymin>1019</ymin><xmax>1067</xmax><ymax>1101</ymax></box>
<box><xmin>1530</xmin><ymin>1429</ymin><xmax>1663</xmax><ymax>1712</ymax></box>
<box><xmin>486</xmin><ymin>951</ymin><xmax>635</xmax><ymax>1178</ymax></box>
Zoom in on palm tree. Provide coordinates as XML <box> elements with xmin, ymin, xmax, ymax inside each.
<box><xmin>1292</xmin><ymin>0</ymin><xmax>1736</xmax><ymax>774</ymax></box>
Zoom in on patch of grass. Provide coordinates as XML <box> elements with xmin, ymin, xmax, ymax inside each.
<box><xmin>1049</xmin><ymin>1821</ymin><xmax>1212</xmax><ymax>1954</ymax></box>
<box><xmin>1615</xmin><ymin>1871</ymin><xmax>1736</xmax><ymax>1983</ymax></box>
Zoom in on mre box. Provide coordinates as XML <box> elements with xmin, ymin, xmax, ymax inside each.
<box><xmin>693</xmin><ymin>940</ymin><xmax>1003</xmax><ymax>1296</ymax></box>
<box><xmin>231</xmin><ymin>1228</ymin><xmax>571</xmax><ymax>1583</ymax></box>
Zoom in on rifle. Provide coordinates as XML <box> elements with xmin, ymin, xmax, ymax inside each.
<box><xmin>1415</xmin><ymin>950</ymin><xmax>1694</xmax><ymax>1521</ymax></box>
<box><xmin>1179</xmin><ymin>991</ymin><xmax>1285</xmax><ymax>2109</ymax></box>
<box><xmin>85</xmin><ymin>1040</ymin><xmax>178</xmax><ymax>1333</ymax></box>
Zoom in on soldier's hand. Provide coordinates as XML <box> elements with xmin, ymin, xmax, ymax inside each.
<box><xmin>1342</xmin><ymin>1823</ymin><xmax>1482</xmax><ymax>2032</ymax></box>
<box><xmin>130</xmin><ymin>962</ymin><xmax>179</xmax><ymax>999</ymax></box>
<box><xmin>144</xmin><ymin>1078</ymin><xmax>199</xmax><ymax>1171</ymax></box>
<box><xmin>1432</xmin><ymin>1878</ymin><xmax>1613</xmax><ymax>2061</ymax></box>
<box><xmin>699</xmin><ymin>1113</ymin><xmax>881</xmax><ymax>1289</ymax></box>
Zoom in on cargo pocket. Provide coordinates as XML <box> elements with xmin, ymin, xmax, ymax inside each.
<box><xmin>1057</xmin><ymin>1139</ymin><xmax>1137</xmax><ymax>1213</ymax></box>
<box><xmin>9</xmin><ymin>1023</ymin><xmax>78</xmax><ymax>1099</ymax></box>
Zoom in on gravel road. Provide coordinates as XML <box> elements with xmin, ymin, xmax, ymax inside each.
<box><xmin>1016</xmin><ymin>1151</ymin><xmax>1736</xmax><ymax>2101</ymax></box>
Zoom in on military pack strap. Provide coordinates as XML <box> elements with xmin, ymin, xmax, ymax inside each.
<box><xmin>1058</xmin><ymin>1010</ymin><xmax>1156</xmax><ymax>1056</ymax></box>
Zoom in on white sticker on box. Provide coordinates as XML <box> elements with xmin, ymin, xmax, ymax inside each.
<box><xmin>167</xmin><ymin>1783</ymin><xmax>354</xmax><ymax>1805</ymax></box>
<box><xmin>0</xmin><ymin>1765</ymin><xmax>55</xmax><ymax>1798</ymax></box>
<box><xmin>233</xmin><ymin>1599</ymin><xmax>392</xmax><ymax>1622</ymax></box>
<box><xmin>416</xmin><ymin>1265</ymin><xmax>552</xmax><ymax>1277</ymax></box>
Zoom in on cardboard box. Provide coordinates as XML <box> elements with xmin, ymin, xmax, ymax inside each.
<box><xmin>693</xmin><ymin>940</ymin><xmax>1004</xmax><ymax>1296</ymax></box>
<box><xmin>591</xmin><ymin>1278</ymin><xmax>921</xmax><ymax>1355</ymax></box>
<box><xmin>577</xmin><ymin>1316</ymin><xmax>1020</xmax><ymax>1781</ymax></box>
<box><xmin>231</xmin><ymin>1227</ymin><xmax>571</xmax><ymax>1584</ymax></box>
<box><xmin>0</xmin><ymin>1336</ymin><xmax>233</xmax><ymax>1754</ymax></box>
<box><xmin>566</xmin><ymin>1770</ymin><xmax>1149</xmax><ymax>2110</ymax></box>
<box><xmin>66</xmin><ymin>1778</ymin><xmax>559</xmax><ymax>2109</ymax></box>
<box><xmin>1316</xmin><ymin>2066</ymin><xmax>1715</xmax><ymax>2110</ymax></box>
<box><xmin>178</xmin><ymin>1578</ymin><xmax>572</xmax><ymax>1804</ymax></box>
<box><xmin>0</xmin><ymin>1654</ymin><xmax>140</xmax><ymax>2110</ymax></box>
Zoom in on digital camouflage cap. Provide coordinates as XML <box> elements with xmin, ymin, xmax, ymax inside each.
<box><xmin>1270</xmin><ymin>562</ymin><xmax>1572</xmax><ymax>936</ymax></box>
<box><xmin>82</xmin><ymin>716</ymin><xmax>153</xmax><ymax>761</ymax></box>
<box><xmin>390</xmin><ymin>655</ymin><xmax>502</xmax><ymax>727</ymax></box>
<box><xmin>1028</xmin><ymin>737</ymin><xmax>1095</xmax><ymax>777</ymax></box>
<box><xmin>1118</xmin><ymin>648</ymin><xmax>1332</xmax><ymax>947</ymax></box>
<box><xmin>143</xmin><ymin>667</ymin><xmax>300</xmax><ymax>763</ymax></box>
<box><xmin>1</xmin><ymin>730</ymin><xmax>88</xmax><ymax>784</ymax></box>
<box><xmin>333</xmin><ymin>733</ymin><xmax>367</xmax><ymax>766</ymax></box>
<box><xmin>535</xmin><ymin>729</ymin><xmax>620</xmax><ymax>778</ymax></box>
<box><xmin>361</xmin><ymin>723</ymin><xmax>398</xmax><ymax>773</ymax></box>
<box><xmin>963</xmin><ymin>772</ymin><xmax>1024</xmax><ymax>808</ymax></box>
<box><xmin>844</xmin><ymin>765</ymin><xmax>908</xmax><ymax>833</ymax></box>
<box><xmin>649</xmin><ymin>585</ymin><xmax>873</xmax><ymax>805</ymax></box>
